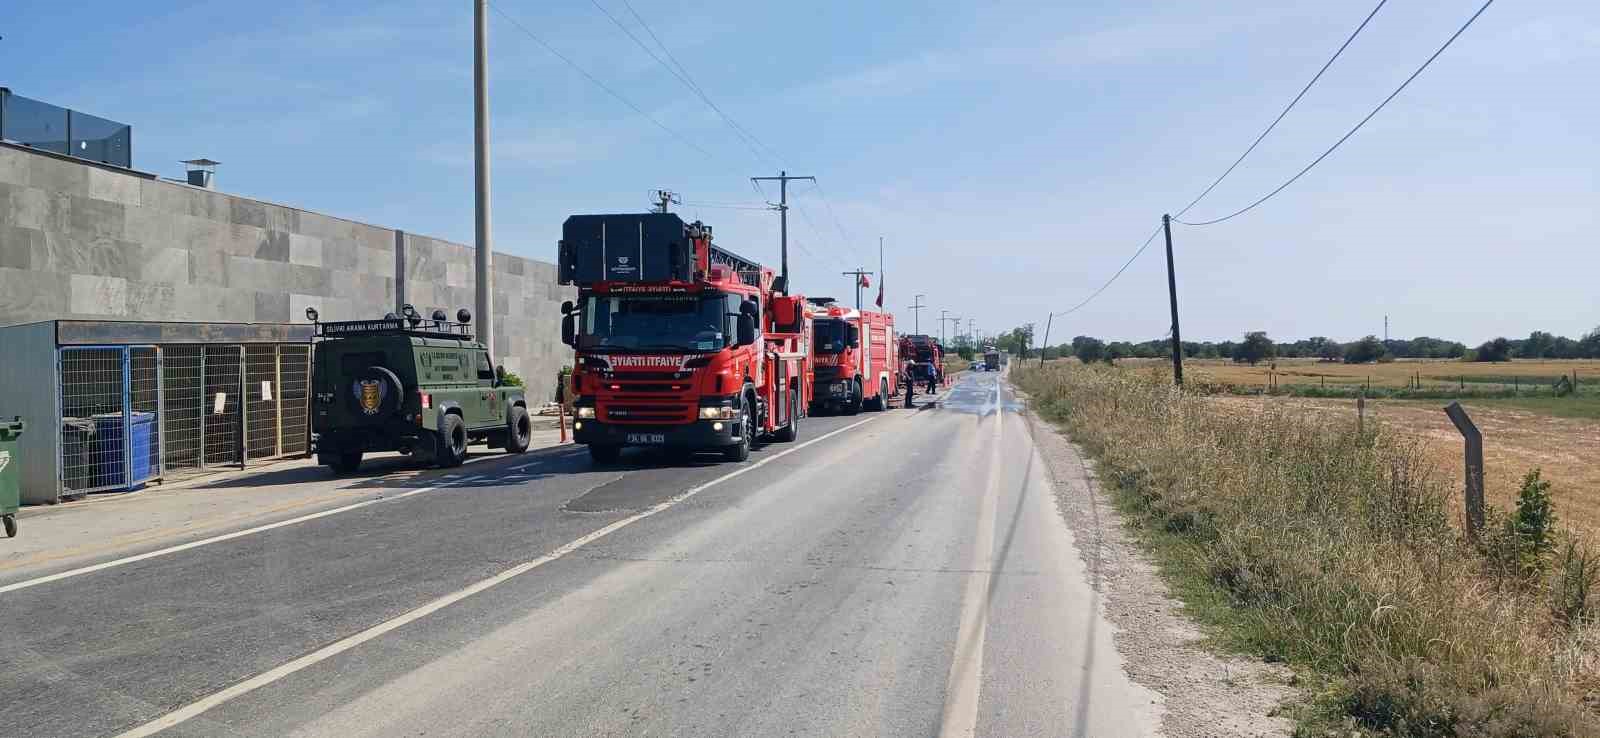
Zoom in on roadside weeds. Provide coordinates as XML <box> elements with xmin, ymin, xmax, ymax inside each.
<box><xmin>1015</xmin><ymin>364</ymin><xmax>1600</xmax><ymax>738</ymax></box>
<box><xmin>1018</xmin><ymin>388</ymin><xmax>1295</xmax><ymax>738</ymax></box>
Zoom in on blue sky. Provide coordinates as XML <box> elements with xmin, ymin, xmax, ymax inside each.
<box><xmin>5</xmin><ymin>0</ymin><xmax>1596</xmax><ymax>344</ymax></box>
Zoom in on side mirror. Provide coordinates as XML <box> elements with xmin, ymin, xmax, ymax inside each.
<box><xmin>495</xmin><ymin>365</ymin><xmax>506</xmax><ymax>383</ymax></box>
<box><xmin>561</xmin><ymin>314</ymin><xmax>576</xmax><ymax>347</ymax></box>
<box><xmin>740</xmin><ymin>298</ymin><xmax>759</xmax><ymax>318</ymax></box>
<box><xmin>848</xmin><ymin>325</ymin><xmax>860</xmax><ymax>348</ymax></box>
<box><xmin>560</xmin><ymin>300</ymin><xmax>574</xmax><ymax>315</ymax></box>
<box><xmin>737</xmin><ymin>314</ymin><xmax>757</xmax><ymax>346</ymax></box>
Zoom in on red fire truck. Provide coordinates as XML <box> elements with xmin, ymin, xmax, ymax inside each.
<box><xmin>900</xmin><ymin>334</ymin><xmax>944</xmax><ymax>392</ymax></box>
<box><xmin>557</xmin><ymin>213</ymin><xmax>811</xmax><ymax>465</ymax></box>
<box><xmin>807</xmin><ymin>299</ymin><xmax>897</xmax><ymax>414</ymax></box>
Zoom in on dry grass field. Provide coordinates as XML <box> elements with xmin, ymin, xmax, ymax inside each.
<box><xmin>1187</xmin><ymin>356</ymin><xmax>1600</xmax><ymax>394</ymax></box>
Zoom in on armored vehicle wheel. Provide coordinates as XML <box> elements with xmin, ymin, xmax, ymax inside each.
<box><xmin>436</xmin><ymin>414</ymin><xmax>468</xmax><ymax>468</ymax></box>
<box><xmin>3</xmin><ymin>514</ymin><xmax>16</xmax><ymax>538</ymax></box>
<box><xmin>321</xmin><ymin>450</ymin><xmax>363</xmax><ymax>474</ymax></box>
<box><xmin>505</xmin><ymin>405</ymin><xmax>532</xmax><ymax>454</ymax></box>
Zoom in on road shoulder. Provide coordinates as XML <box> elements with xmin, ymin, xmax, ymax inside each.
<box><xmin>1019</xmin><ymin>398</ymin><xmax>1295</xmax><ymax>738</ymax></box>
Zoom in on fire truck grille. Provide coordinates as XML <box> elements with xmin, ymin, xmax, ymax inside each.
<box><xmin>604</xmin><ymin>404</ymin><xmax>694</xmax><ymax>423</ymax></box>
<box><xmin>814</xmin><ymin>366</ymin><xmax>841</xmax><ymax>381</ymax></box>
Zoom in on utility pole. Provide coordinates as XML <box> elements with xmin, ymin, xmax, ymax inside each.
<box><xmin>1163</xmin><ymin>214</ymin><xmax>1182</xmax><ymax>386</ymax></box>
<box><xmin>652</xmin><ymin>189</ymin><xmax>680</xmax><ymax>213</ymax></box>
<box><xmin>751</xmin><ymin>171</ymin><xmax>814</xmax><ymax>287</ymax></box>
<box><xmin>841</xmin><ymin>267</ymin><xmax>874</xmax><ymax>312</ymax></box>
<box><xmin>1040</xmin><ymin>313</ymin><xmax>1053</xmax><ymax>367</ymax></box>
<box><xmin>1384</xmin><ymin>314</ymin><xmax>1389</xmax><ymax>343</ymax></box>
<box><xmin>908</xmin><ymin>294</ymin><xmax>927</xmax><ymax>334</ymax></box>
<box><xmin>473</xmin><ymin>0</ymin><xmax>494</xmax><ymax>355</ymax></box>
<box><xmin>938</xmin><ymin>311</ymin><xmax>961</xmax><ymax>347</ymax></box>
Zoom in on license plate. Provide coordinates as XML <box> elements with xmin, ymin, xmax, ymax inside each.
<box><xmin>626</xmin><ymin>433</ymin><xmax>666</xmax><ymax>445</ymax></box>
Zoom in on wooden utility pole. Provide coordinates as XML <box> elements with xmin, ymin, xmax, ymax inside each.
<box><xmin>1039</xmin><ymin>313</ymin><xmax>1053</xmax><ymax>367</ymax></box>
<box><xmin>1163</xmin><ymin>214</ymin><xmax>1183</xmax><ymax>386</ymax></box>
<box><xmin>752</xmin><ymin>171</ymin><xmax>815</xmax><ymax>287</ymax></box>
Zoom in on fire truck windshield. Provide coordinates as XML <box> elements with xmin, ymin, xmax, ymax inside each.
<box><xmin>578</xmin><ymin>292</ymin><xmax>740</xmax><ymax>353</ymax></box>
<box><xmin>813</xmin><ymin>318</ymin><xmax>849</xmax><ymax>354</ymax></box>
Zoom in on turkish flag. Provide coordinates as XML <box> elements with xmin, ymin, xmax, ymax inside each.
<box><xmin>858</xmin><ymin>274</ymin><xmax>871</xmax><ymax>288</ymax></box>
<box><xmin>875</xmin><ymin>279</ymin><xmax>884</xmax><ymax>308</ymax></box>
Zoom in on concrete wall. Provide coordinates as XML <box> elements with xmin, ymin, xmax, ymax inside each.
<box><xmin>0</xmin><ymin>143</ymin><xmax>572</xmax><ymax>397</ymax></box>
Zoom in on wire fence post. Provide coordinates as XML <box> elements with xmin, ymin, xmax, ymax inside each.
<box><xmin>1357</xmin><ymin>393</ymin><xmax>1365</xmax><ymax>435</ymax></box>
<box><xmin>1443</xmin><ymin>401</ymin><xmax>1485</xmax><ymax>541</ymax></box>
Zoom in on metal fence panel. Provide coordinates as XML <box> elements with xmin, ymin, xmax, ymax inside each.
<box><xmin>245</xmin><ymin>345</ymin><xmax>278</xmax><ymax>459</ymax></box>
<box><xmin>129</xmin><ymin>346</ymin><xmax>161</xmax><ymax>484</ymax></box>
<box><xmin>202</xmin><ymin>346</ymin><xmax>242</xmax><ymax>467</ymax></box>
<box><xmin>58</xmin><ymin>347</ymin><xmax>126</xmax><ymax>495</ymax></box>
<box><xmin>278</xmin><ymin>345</ymin><xmax>311</xmax><ymax>456</ymax></box>
<box><xmin>161</xmin><ymin>345</ymin><xmax>204</xmax><ymax>473</ymax></box>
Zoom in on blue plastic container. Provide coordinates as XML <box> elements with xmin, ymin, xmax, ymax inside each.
<box><xmin>90</xmin><ymin>411</ymin><xmax>154</xmax><ymax>492</ymax></box>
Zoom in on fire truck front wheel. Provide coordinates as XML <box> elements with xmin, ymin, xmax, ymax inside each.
<box><xmin>588</xmin><ymin>443</ymin><xmax>622</xmax><ymax>465</ymax></box>
<box><xmin>843</xmin><ymin>380</ymin><xmax>863</xmax><ymax>416</ymax></box>
<box><xmin>723</xmin><ymin>397</ymin><xmax>754</xmax><ymax>462</ymax></box>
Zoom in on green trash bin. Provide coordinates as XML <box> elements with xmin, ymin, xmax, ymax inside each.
<box><xmin>0</xmin><ymin>416</ymin><xmax>22</xmax><ymax>538</ymax></box>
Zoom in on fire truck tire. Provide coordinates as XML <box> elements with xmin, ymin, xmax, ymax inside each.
<box><xmin>774</xmin><ymin>389</ymin><xmax>799</xmax><ymax>442</ymax></box>
<box><xmin>435</xmin><ymin>414</ymin><xmax>468</xmax><ymax>468</ymax></box>
<box><xmin>589</xmin><ymin>444</ymin><xmax>622</xmax><ymax>465</ymax></box>
<box><xmin>844</xmin><ymin>380</ymin><xmax>863</xmax><ymax>416</ymax></box>
<box><xmin>866</xmin><ymin>379</ymin><xmax>889</xmax><ymax>412</ymax></box>
<box><xmin>724</xmin><ymin>397</ymin><xmax>754</xmax><ymax>462</ymax></box>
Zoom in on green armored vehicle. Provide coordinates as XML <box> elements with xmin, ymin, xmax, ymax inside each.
<box><xmin>308</xmin><ymin>305</ymin><xmax>532</xmax><ymax>473</ymax></box>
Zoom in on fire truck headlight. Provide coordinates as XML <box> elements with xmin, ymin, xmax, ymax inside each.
<box><xmin>700</xmin><ymin>406</ymin><xmax>735</xmax><ymax>420</ymax></box>
<box><xmin>574</xmin><ymin>421</ymin><xmax>583</xmax><ymax>431</ymax></box>
<box><xmin>712</xmin><ymin>422</ymin><xmax>725</xmax><ymax>431</ymax></box>
<box><xmin>576</xmin><ymin>407</ymin><xmax>596</xmax><ymax>419</ymax></box>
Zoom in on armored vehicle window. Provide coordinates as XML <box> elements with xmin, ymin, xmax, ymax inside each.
<box><xmin>475</xmin><ymin>351</ymin><xmax>494</xmax><ymax>380</ymax></box>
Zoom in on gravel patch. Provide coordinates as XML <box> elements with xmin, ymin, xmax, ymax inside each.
<box><xmin>1021</xmin><ymin>403</ymin><xmax>1296</xmax><ymax>738</ymax></box>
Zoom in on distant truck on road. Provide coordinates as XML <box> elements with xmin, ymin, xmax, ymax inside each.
<box><xmin>984</xmin><ymin>351</ymin><xmax>1001</xmax><ymax>371</ymax></box>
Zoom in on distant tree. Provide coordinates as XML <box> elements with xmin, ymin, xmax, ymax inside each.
<box><xmin>1475</xmin><ymin>337</ymin><xmax>1513</xmax><ymax>362</ymax></box>
<box><xmin>1344</xmin><ymin>335</ymin><xmax>1387</xmax><ymax>364</ymax></box>
<box><xmin>1216</xmin><ymin>341</ymin><xmax>1238</xmax><ymax>360</ymax></box>
<box><xmin>1551</xmin><ymin>336</ymin><xmax>1579</xmax><ymax>359</ymax></box>
<box><xmin>1235</xmin><ymin>331</ymin><xmax>1275</xmax><ymax>366</ymax></box>
<box><xmin>1319</xmin><ymin>340</ymin><xmax>1345</xmax><ymax>361</ymax></box>
<box><xmin>1519</xmin><ymin>331</ymin><xmax>1556</xmax><ymax>359</ymax></box>
<box><xmin>1074</xmin><ymin>337</ymin><xmax>1106</xmax><ymax>364</ymax></box>
<box><xmin>1581</xmin><ymin>327</ymin><xmax>1600</xmax><ymax>359</ymax></box>
<box><xmin>1106</xmin><ymin>341</ymin><xmax>1133</xmax><ymax>364</ymax></box>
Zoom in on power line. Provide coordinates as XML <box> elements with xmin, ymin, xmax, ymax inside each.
<box><xmin>1050</xmin><ymin>224</ymin><xmax>1165</xmax><ymax>318</ymax></box>
<box><xmin>680</xmin><ymin>200</ymin><xmax>771</xmax><ymax>210</ymax></box>
<box><xmin>488</xmin><ymin>2</ymin><xmax>717</xmax><ymax>160</ymax></box>
<box><xmin>1176</xmin><ymin>0</ymin><xmax>1494</xmax><ymax>227</ymax></box>
<box><xmin>808</xmin><ymin>182</ymin><xmax>870</xmax><ymax>264</ymax></box>
<box><xmin>587</xmin><ymin>0</ymin><xmax>782</xmax><ymax>166</ymax></box>
<box><xmin>1173</xmin><ymin>0</ymin><xmax>1388</xmax><ymax>218</ymax></box>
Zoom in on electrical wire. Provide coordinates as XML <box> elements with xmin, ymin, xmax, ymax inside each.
<box><xmin>1176</xmin><ymin>0</ymin><xmax>1493</xmax><ymax>227</ymax></box>
<box><xmin>680</xmin><ymin>201</ymin><xmax>772</xmax><ymax>211</ymax></box>
<box><xmin>1173</xmin><ymin>0</ymin><xmax>1388</xmax><ymax>219</ymax></box>
<box><xmin>587</xmin><ymin>0</ymin><xmax>782</xmax><ymax>166</ymax></box>
<box><xmin>1051</xmin><ymin>224</ymin><xmax>1165</xmax><ymax>318</ymax></box>
<box><xmin>488</xmin><ymin>2</ymin><xmax>718</xmax><ymax>161</ymax></box>
<box><xmin>808</xmin><ymin>182</ymin><xmax>870</xmax><ymax>264</ymax></box>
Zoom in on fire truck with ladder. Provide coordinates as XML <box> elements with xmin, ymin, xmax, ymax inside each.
<box><xmin>557</xmin><ymin>213</ymin><xmax>811</xmax><ymax>465</ymax></box>
<box><xmin>806</xmin><ymin>298</ymin><xmax>897</xmax><ymax>414</ymax></box>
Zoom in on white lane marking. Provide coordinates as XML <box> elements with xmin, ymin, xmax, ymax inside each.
<box><xmin>0</xmin><ymin>484</ymin><xmax>443</xmax><ymax>596</ymax></box>
<box><xmin>114</xmin><ymin>416</ymin><xmax>879</xmax><ymax>738</ymax></box>
<box><xmin>939</xmin><ymin>377</ymin><xmax>1005</xmax><ymax>737</ymax></box>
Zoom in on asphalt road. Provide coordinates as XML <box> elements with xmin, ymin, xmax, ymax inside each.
<box><xmin>0</xmin><ymin>370</ymin><xmax>1159</xmax><ymax>737</ymax></box>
